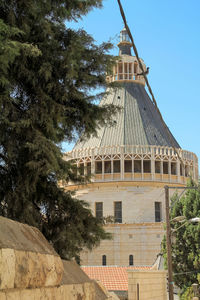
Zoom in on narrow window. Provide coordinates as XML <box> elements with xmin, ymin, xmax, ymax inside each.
<box><xmin>95</xmin><ymin>161</ymin><xmax>102</xmax><ymax>174</ymax></box>
<box><xmin>87</xmin><ymin>162</ymin><xmax>91</xmax><ymax>175</ymax></box>
<box><xmin>163</xmin><ymin>162</ymin><xmax>168</xmax><ymax>174</ymax></box>
<box><xmin>129</xmin><ymin>63</ymin><xmax>132</xmax><ymax>74</ymax></box>
<box><xmin>129</xmin><ymin>255</ymin><xmax>134</xmax><ymax>266</ymax></box>
<box><xmin>134</xmin><ymin>160</ymin><xmax>141</xmax><ymax>173</ymax></box>
<box><xmin>118</xmin><ymin>62</ymin><xmax>123</xmax><ymax>74</ymax></box>
<box><xmin>102</xmin><ymin>255</ymin><xmax>106</xmax><ymax>266</ymax></box>
<box><xmin>95</xmin><ymin>202</ymin><xmax>103</xmax><ymax>219</ymax></box>
<box><xmin>124</xmin><ymin>62</ymin><xmax>128</xmax><ymax>74</ymax></box>
<box><xmin>155</xmin><ymin>161</ymin><xmax>161</xmax><ymax>173</ymax></box>
<box><xmin>104</xmin><ymin>161</ymin><xmax>111</xmax><ymax>173</ymax></box>
<box><xmin>185</xmin><ymin>165</ymin><xmax>189</xmax><ymax>177</ymax></box>
<box><xmin>171</xmin><ymin>162</ymin><xmax>177</xmax><ymax>175</ymax></box>
<box><xmin>113</xmin><ymin>160</ymin><xmax>120</xmax><ymax>173</ymax></box>
<box><xmin>134</xmin><ymin>62</ymin><xmax>138</xmax><ymax>74</ymax></box>
<box><xmin>124</xmin><ymin>160</ymin><xmax>132</xmax><ymax>172</ymax></box>
<box><xmin>114</xmin><ymin>201</ymin><xmax>122</xmax><ymax>223</ymax></box>
<box><xmin>155</xmin><ymin>202</ymin><xmax>162</xmax><ymax>222</ymax></box>
<box><xmin>79</xmin><ymin>163</ymin><xmax>84</xmax><ymax>176</ymax></box>
<box><xmin>180</xmin><ymin>164</ymin><xmax>183</xmax><ymax>176</ymax></box>
<box><xmin>143</xmin><ymin>160</ymin><xmax>151</xmax><ymax>173</ymax></box>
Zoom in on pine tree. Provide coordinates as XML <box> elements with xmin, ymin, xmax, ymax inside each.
<box><xmin>0</xmin><ymin>0</ymin><xmax>118</xmax><ymax>260</ymax></box>
<box><xmin>162</xmin><ymin>180</ymin><xmax>200</xmax><ymax>291</ymax></box>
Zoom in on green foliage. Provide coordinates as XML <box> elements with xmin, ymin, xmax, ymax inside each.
<box><xmin>180</xmin><ymin>286</ymin><xmax>194</xmax><ymax>300</ymax></box>
<box><xmin>0</xmin><ymin>0</ymin><xmax>117</xmax><ymax>259</ymax></box>
<box><xmin>180</xmin><ymin>274</ymin><xmax>200</xmax><ymax>300</ymax></box>
<box><xmin>162</xmin><ymin>179</ymin><xmax>200</xmax><ymax>292</ymax></box>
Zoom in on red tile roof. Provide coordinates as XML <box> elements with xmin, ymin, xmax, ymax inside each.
<box><xmin>81</xmin><ymin>266</ymin><xmax>151</xmax><ymax>291</ymax></box>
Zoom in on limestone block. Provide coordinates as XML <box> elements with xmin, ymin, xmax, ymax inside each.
<box><xmin>0</xmin><ymin>291</ymin><xmax>6</xmax><ymax>300</ymax></box>
<box><xmin>14</xmin><ymin>250</ymin><xmax>63</xmax><ymax>289</ymax></box>
<box><xmin>42</xmin><ymin>254</ymin><xmax>63</xmax><ymax>287</ymax></box>
<box><xmin>58</xmin><ymin>285</ymin><xmax>66</xmax><ymax>299</ymax></box>
<box><xmin>0</xmin><ymin>248</ymin><xmax>15</xmax><ymax>289</ymax></box>
<box><xmin>5</xmin><ymin>290</ymin><xmax>21</xmax><ymax>300</ymax></box>
<box><xmin>0</xmin><ymin>217</ymin><xmax>64</xmax><ymax>289</ymax></box>
<box><xmin>84</xmin><ymin>282</ymin><xmax>95</xmax><ymax>300</ymax></box>
<box><xmin>20</xmin><ymin>289</ymin><xmax>36</xmax><ymax>300</ymax></box>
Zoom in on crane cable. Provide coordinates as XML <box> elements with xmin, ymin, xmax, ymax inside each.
<box><xmin>117</xmin><ymin>0</ymin><xmax>184</xmax><ymax>165</ymax></box>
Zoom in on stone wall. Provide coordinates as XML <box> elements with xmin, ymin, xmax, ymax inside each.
<box><xmin>0</xmin><ymin>216</ymin><xmax>119</xmax><ymax>300</ymax></box>
<box><xmin>128</xmin><ymin>270</ymin><xmax>167</xmax><ymax>300</ymax></box>
<box><xmin>81</xmin><ymin>222</ymin><xmax>164</xmax><ymax>266</ymax></box>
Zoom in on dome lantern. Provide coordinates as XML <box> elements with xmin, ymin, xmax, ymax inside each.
<box><xmin>118</xmin><ymin>27</ymin><xmax>132</xmax><ymax>56</ymax></box>
<box><xmin>106</xmin><ymin>28</ymin><xmax>147</xmax><ymax>85</ymax></box>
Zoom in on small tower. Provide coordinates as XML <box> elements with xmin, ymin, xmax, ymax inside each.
<box><xmin>107</xmin><ymin>28</ymin><xmax>146</xmax><ymax>85</ymax></box>
<box><xmin>64</xmin><ymin>28</ymin><xmax>198</xmax><ymax>267</ymax></box>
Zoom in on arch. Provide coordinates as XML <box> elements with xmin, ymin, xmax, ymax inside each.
<box><xmin>129</xmin><ymin>254</ymin><xmax>134</xmax><ymax>266</ymax></box>
<box><xmin>102</xmin><ymin>255</ymin><xmax>107</xmax><ymax>266</ymax></box>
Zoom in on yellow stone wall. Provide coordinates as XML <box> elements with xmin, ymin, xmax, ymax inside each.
<box><xmin>81</xmin><ymin>223</ymin><xmax>164</xmax><ymax>266</ymax></box>
<box><xmin>71</xmin><ymin>181</ymin><xmax>181</xmax><ymax>223</ymax></box>
<box><xmin>128</xmin><ymin>270</ymin><xmax>167</xmax><ymax>300</ymax></box>
<box><xmin>68</xmin><ymin>181</ymin><xmax>179</xmax><ymax>266</ymax></box>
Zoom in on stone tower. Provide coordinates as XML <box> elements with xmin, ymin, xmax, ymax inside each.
<box><xmin>64</xmin><ymin>28</ymin><xmax>198</xmax><ymax>267</ymax></box>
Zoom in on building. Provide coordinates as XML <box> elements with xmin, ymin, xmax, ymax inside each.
<box><xmin>64</xmin><ymin>28</ymin><xmax>198</xmax><ymax>267</ymax></box>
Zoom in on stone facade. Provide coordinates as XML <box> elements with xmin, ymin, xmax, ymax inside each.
<box><xmin>81</xmin><ymin>222</ymin><xmax>164</xmax><ymax>267</ymax></box>
<box><xmin>68</xmin><ymin>181</ymin><xmax>180</xmax><ymax>266</ymax></box>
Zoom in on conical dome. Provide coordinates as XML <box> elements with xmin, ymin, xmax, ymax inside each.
<box><xmin>73</xmin><ymin>82</ymin><xmax>180</xmax><ymax>151</ymax></box>
<box><xmin>66</xmin><ymin>28</ymin><xmax>198</xmax><ymax>185</ymax></box>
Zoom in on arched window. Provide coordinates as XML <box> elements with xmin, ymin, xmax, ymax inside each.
<box><xmin>129</xmin><ymin>255</ymin><xmax>134</xmax><ymax>266</ymax></box>
<box><xmin>102</xmin><ymin>255</ymin><xmax>106</xmax><ymax>266</ymax></box>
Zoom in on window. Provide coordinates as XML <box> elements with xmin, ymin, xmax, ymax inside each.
<box><xmin>129</xmin><ymin>255</ymin><xmax>134</xmax><ymax>266</ymax></box>
<box><xmin>155</xmin><ymin>161</ymin><xmax>161</xmax><ymax>173</ymax></box>
<box><xmin>180</xmin><ymin>164</ymin><xmax>183</xmax><ymax>176</ymax></box>
<box><xmin>95</xmin><ymin>161</ymin><xmax>102</xmax><ymax>174</ymax></box>
<box><xmin>114</xmin><ymin>201</ymin><xmax>122</xmax><ymax>223</ymax></box>
<box><xmin>129</xmin><ymin>63</ymin><xmax>132</xmax><ymax>74</ymax></box>
<box><xmin>163</xmin><ymin>162</ymin><xmax>168</xmax><ymax>174</ymax></box>
<box><xmin>113</xmin><ymin>160</ymin><xmax>120</xmax><ymax>173</ymax></box>
<box><xmin>79</xmin><ymin>163</ymin><xmax>84</xmax><ymax>175</ymax></box>
<box><xmin>171</xmin><ymin>162</ymin><xmax>177</xmax><ymax>175</ymax></box>
<box><xmin>134</xmin><ymin>62</ymin><xmax>138</xmax><ymax>74</ymax></box>
<box><xmin>102</xmin><ymin>255</ymin><xmax>106</xmax><ymax>266</ymax></box>
<box><xmin>124</xmin><ymin>62</ymin><xmax>128</xmax><ymax>74</ymax></box>
<box><xmin>134</xmin><ymin>160</ymin><xmax>141</xmax><ymax>173</ymax></box>
<box><xmin>87</xmin><ymin>162</ymin><xmax>91</xmax><ymax>175</ymax></box>
<box><xmin>185</xmin><ymin>165</ymin><xmax>189</xmax><ymax>177</ymax></box>
<box><xmin>118</xmin><ymin>62</ymin><xmax>123</xmax><ymax>74</ymax></box>
<box><xmin>155</xmin><ymin>202</ymin><xmax>162</xmax><ymax>222</ymax></box>
<box><xmin>125</xmin><ymin>160</ymin><xmax>132</xmax><ymax>172</ymax></box>
<box><xmin>104</xmin><ymin>161</ymin><xmax>111</xmax><ymax>173</ymax></box>
<box><xmin>143</xmin><ymin>160</ymin><xmax>151</xmax><ymax>173</ymax></box>
<box><xmin>96</xmin><ymin>202</ymin><xmax>103</xmax><ymax>219</ymax></box>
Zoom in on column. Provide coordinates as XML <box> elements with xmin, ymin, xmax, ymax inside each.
<box><xmin>121</xmin><ymin>146</ymin><xmax>124</xmax><ymax>180</ymax></box>
<box><xmin>151</xmin><ymin>147</ymin><xmax>155</xmax><ymax>181</ymax></box>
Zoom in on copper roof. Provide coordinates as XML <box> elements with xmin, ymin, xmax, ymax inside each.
<box><xmin>74</xmin><ymin>82</ymin><xmax>180</xmax><ymax>151</ymax></box>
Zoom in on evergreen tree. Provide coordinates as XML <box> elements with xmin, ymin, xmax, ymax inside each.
<box><xmin>0</xmin><ymin>0</ymin><xmax>118</xmax><ymax>260</ymax></box>
<box><xmin>162</xmin><ymin>180</ymin><xmax>200</xmax><ymax>291</ymax></box>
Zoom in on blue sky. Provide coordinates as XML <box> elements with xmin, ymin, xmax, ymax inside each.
<box><xmin>64</xmin><ymin>0</ymin><xmax>200</xmax><ymax>163</ymax></box>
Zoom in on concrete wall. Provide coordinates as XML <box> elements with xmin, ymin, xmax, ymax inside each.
<box><xmin>128</xmin><ymin>270</ymin><xmax>167</xmax><ymax>300</ymax></box>
<box><xmin>0</xmin><ymin>216</ymin><xmax>119</xmax><ymax>300</ymax></box>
